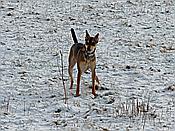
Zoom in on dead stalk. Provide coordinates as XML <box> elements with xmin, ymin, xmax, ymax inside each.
<box><xmin>6</xmin><ymin>96</ymin><xmax>10</xmax><ymax>113</ymax></box>
<box><xmin>24</xmin><ymin>99</ymin><xmax>26</xmax><ymax>115</ymax></box>
<box><xmin>60</xmin><ymin>50</ymin><xmax>67</xmax><ymax>104</ymax></box>
<box><xmin>136</xmin><ymin>98</ymin><xmax>139</xmax><ymax>116</ymax></box>
<box><xmin>142</xmin><ymin>112</ymin><xmax>147</xmax><ymax>131</ymax></box>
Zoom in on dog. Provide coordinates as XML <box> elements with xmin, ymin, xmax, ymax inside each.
<box><xmin>68</xmin><ymin>28</ymin><xmax>100</xmax><ymax>96</ymax></box>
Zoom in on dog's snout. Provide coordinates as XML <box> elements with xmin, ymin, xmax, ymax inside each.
<box><xmin>87</xmin><ymin>46</ymin><xmax>91</xmax><ymax>51</ymax></box>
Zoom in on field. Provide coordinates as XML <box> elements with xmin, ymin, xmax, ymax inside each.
<box><xmin>0</xmin><ymin>0</ymin><xmax>175</xmax><ymax>130</ymax></box>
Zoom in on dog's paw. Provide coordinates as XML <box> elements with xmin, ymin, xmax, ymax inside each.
<box><xmin>90</xmin><ymin>93</ymin><xmax>99</xmax><ymax>99</ymax></box>
<box><xmin>75</xmin><ymin>94</ymin><xmax>81</xmax><ymax>97</ymax></box>
<box><xmin>88</xmin><ymin>85</ymin><xmax>99</xmax><ymax>90</ymax></box>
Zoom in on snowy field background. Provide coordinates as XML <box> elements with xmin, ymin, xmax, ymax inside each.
<box><xmin>0</xmin><ymin>0</ymin><xmax>175</xmax><ymax>130</ymax></box>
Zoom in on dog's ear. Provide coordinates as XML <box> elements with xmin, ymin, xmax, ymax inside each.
<box><xmin>94</xmin><ymin>33</ymin><xmax>99</xmax><ymax>42</ymax></box>
<box><xmin>85</xmin><ymin>30</ymin><xmax>90</xmax><ymax>40</ymax></box>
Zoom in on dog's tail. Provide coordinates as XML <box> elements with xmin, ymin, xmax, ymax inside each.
<box><xmin>71</xmin><ymin>28</ymin><xmax>78</xmax><ymax>44</ymax></box>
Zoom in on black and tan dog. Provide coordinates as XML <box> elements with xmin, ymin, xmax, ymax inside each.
<box><xmin>68</xmin><ymin>28</ymin><xmax>100</xmax><ymax>96</ymax></box>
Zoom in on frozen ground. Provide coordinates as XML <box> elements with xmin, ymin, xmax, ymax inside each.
<box><xmin>0</xmin><ymin>0</ymin><xmax>175</xmax><ymax>130</ymax></box>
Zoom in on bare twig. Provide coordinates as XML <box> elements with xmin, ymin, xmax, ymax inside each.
<box><xmin>6</xmin><ymin>96</ymin><xmax>10</xmax><ymax>113</ymax></box>
<box><xmin>60</xmin><ymin>50</ymin><xmax>67</xmax><ymax>104</ymax></box>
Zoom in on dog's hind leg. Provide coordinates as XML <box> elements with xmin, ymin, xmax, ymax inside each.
<box><xmin>95</xmin><ymin>75</ymin><xmax>100</xmax><ymax>85</ymax></box>
<box><xmin>91</xmin><ymin>68</ymin><xmax>96</xmax><ymax>96</ymax></box>
<box><xmin>68</xmin><ymin>66</ymin><xmax>73</xmax><ymax>90</ymax></box>
<box><xmin>68</xmin><ymin>59</ymin><xmax>76</xmax><ymax>90</ymax></box>
<box><xmin>76</xmin><ymin>70</ymin><xmax>82</xmax><ymax>96</ymax></box>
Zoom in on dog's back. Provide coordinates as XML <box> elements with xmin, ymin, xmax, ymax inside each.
<box><xmin>69</xmin><ymin>28</ymin><xmax>85</xmax><ymax>62</ymax></box>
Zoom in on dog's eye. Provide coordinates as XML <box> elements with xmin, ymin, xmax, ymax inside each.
<box><xmin>92</xmin><ymin>42</ymin><xmax>96</xmax><ymax>46</ymax></box>
<box><xmin>86</xmin><ymin>42</ymin><xmax>90</xmax><ymax>46</ymax></box>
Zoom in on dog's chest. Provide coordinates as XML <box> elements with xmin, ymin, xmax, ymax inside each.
<box><xmin>81</xmin><ymin>59</ymin><xmax>95</xmax><ymax>72</ymax></box>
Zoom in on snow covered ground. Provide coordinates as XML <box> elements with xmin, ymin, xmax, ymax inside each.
<box><xmin>0</xmin><ymin>0</ymin><xmax>175</xmax><ymax>130</ymax></box>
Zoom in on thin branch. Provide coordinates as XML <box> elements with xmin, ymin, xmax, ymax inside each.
<box><xmin>60</xmin><ymin>50</ymin><xmax>67</xmax><ymax>104</ymax></box>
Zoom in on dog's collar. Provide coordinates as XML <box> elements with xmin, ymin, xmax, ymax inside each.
<box><xmin>85</xmin><ymin>48</ymin><xmax>96</xmax><ymax>60</ymax></box>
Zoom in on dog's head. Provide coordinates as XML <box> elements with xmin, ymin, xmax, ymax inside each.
<box><xmin>85</xmin><ymin>30</ymin><xmax>99</xmax><ymax>53</ymax></box>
